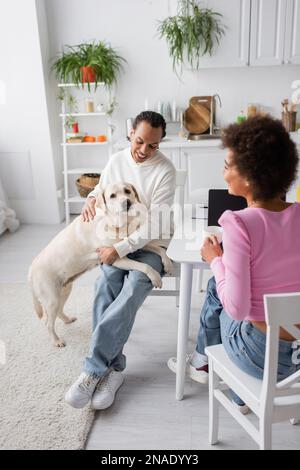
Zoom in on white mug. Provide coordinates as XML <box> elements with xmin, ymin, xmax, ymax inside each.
<box><xmin>202</xmin><ymin>226</ymin><xmax>223</xmax><ymax>244</ymax></box>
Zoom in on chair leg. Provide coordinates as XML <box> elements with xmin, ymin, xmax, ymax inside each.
<box><xmin>196</xmin><ymin>269</ymin><xmax>204</xmax><ymax>293</ymax></box>
<box><xmin>175</xmin><ymin>277</ymin><xmax>180</xmax><ymax>307</ymax></box>
<box><xmin>208</xmin><ymin>357</ymin><xmax>219</xmax><ymax>445</ymax></box>
<box><xmin>259</xmin><ymin>418</ymin><xmax>272</xmax><ymax>450</ymax></box>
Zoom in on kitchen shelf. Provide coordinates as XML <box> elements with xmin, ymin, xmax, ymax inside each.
<box><xmin>58</xmin><ymin>83</ymin><xmax>112</xmax><ymax>223</ymax></box>
<box><xmin>61</xmin><ymin>142</ymin><xmax>109</xmax><ymax>147</ymax></box>
<box><xmin>65</xmin><ymin>196</ymin><xmax>87</xmax><ymax>203</ymax></box>
<box><xmin>60</xmin><ymin>112</ymin><xmax>106</xmax><ymax>117</ymax></box>
<box><xmin>63</xmin><ymin>168</ymin><xmax>101</xmax><ymax>175</ymax></box>
<box><xmin>58</xmin><ymin>82</ymin><xmax>105</xmax><ymax>88</ymax></box>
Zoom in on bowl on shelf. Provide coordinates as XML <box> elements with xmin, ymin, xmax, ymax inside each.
<box><xmin>75</xmin><ymin>173</ymin><xmax>100</xmax><ymax>198</ymax></box>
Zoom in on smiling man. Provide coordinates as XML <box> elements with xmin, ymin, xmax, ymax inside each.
<box><xmin>65</xmin><ymin>111</ymin><xmax>176</xmax><ymax>410</ymax></box>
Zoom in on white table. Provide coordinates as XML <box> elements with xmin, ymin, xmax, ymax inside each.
<box><xmin>167</xmin><ymin>217</ymin><xmax>209</xmax><ymax>400</ymax></box>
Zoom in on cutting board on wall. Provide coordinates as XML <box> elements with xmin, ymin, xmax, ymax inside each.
<box><xmin>184</xmin><ymin>96</ymin><xmax>212</xmax><ymax>134</ymax></box>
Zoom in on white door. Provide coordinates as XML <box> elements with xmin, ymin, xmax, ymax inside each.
<box><xmin>250</xmin><ymin>0</ymin><xmax>287</xmax><ymax>66</ymax></box>
<box><xmin>185</xmin><ymin>0</ymin><xmax>251</xmax><ymax>68</ymax></box>
<box><xmin>284</xmin><ymin>0</ymin><xmax>300</xmax><ymax>65</ymax></box>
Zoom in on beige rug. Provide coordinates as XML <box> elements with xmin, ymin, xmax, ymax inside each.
<box><xmin>0</xmin><ymin>283</ymin><xmax>95</xmax><ymax>450</ymax></box>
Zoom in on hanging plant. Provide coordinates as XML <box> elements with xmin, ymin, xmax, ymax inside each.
<box><xmin>158</xmin><ymin>0</ymin><xmax>226</xmax><ymax>73</ymax></box>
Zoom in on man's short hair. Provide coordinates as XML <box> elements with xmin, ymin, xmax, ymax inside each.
<box><xmin>133</xmin><ymin>111</ymin><xmax>166</xmax><ymax>139</ymax></box>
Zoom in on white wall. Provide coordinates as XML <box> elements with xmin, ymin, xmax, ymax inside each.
<box><xmin>45</xmin><ymin>0</ymin><xmax>300</xmax><ymax>137</ymax></box>
<box><xmin>0</xmin><ymin>0</ymin><xmax>61</xmax><ymax>224</ymax></box>
<box><xmin>1</xmin><ymin>0</ymin><xmax>300</xmax><ymax>224</ymax></box>
<box><xmin>35</xmin><ymin>0</ymin><xmax>65</xmax><ymax>221</ymax></box>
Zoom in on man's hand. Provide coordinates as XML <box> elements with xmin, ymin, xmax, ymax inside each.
<box><xmin>200</xmin><ymin>236</ymin><xmax>223</xmax><ymax>264</ymax></box>
<box><xmin>82</xmin><ymin>197</ymin><xmax>96</xmax><ymax>222</ymax></box>
<box><xmin>97</xmin><ymin>247</ymin><xmax>119</xmax><ymax>265</ymax></box>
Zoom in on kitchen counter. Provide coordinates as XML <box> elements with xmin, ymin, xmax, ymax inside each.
<box><xmin>115</xmin><ymin>131</ymin><xmax>300</xmax><ymax>151</ymax></box>
<box><xmin>290</xmin><ymin>131</ymin><xmax>300</xmax><ymax>144</ymax></box>
<box><xmin>114</xmin><ymin>135</ymin><xmax>222</xmax><ymax>151</ymax></box>
<box><xmin>113</xmin><ymin>131</ymin><xmax>300</xmax><ymax>206</ymax></box>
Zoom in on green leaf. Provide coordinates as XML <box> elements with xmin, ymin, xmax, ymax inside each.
<box><xmin>51</xmin><ymin>41</ymin><xmax>127</xmax><ymax>88</ymax></box>
<box><xmin>157</xmin><ymin>0</ymin><xmax>226</xmax><ymax>74</ymax></box>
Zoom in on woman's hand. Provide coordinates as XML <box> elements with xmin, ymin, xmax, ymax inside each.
<box><xmin>97</xmin><ymin>247</ymin><xmax>119</xmax><ymax>265</ymax></box>
<box><xmin>81</xmin><ymin>197</ymin><xmax>97</xmax><ymax>222</ymax></box>
<box><xmin>200</xmin><ymin>236</ymin><xmax>223</xmax><ymax>264</ymax></box>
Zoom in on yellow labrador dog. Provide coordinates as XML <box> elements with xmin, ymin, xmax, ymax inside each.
<box><xmin>28</xmin><ymin>182</ymin><xmax>173</xmax><ymax>347</ymax></box>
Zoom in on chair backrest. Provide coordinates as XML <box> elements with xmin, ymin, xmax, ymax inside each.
<box><xmin>175</xmin><ymin>169</ymin><xmax>187</xmax><ymax>209</ymax></box>
<box><xmin>173</xmin><ymin>170</ymin><xmax>187</xmax><ymax>229</ymax></box>
<box><xmin>261</xmin><ymin>293</ymin><xmax>300</xmax><ymax>411</ymax></box>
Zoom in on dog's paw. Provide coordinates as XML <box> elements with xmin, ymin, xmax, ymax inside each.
<box><xmin>53</xmin><ymin>338</ymin><xmax>66</xmax><ymax>348</ymax></box>
<box><xmin>146</xmin><ymin>269</ymin><xmax>162</xmax><ymax>288</ymax></box>
<box><xmin>163</xmin><ymin>258</ymin><xmax>174</xmax><ymax>275</ymax></box>
<box><xmin>64</xmin><ymin>316</ymin><xmax>77</xmax><ymax>324</ymax></box>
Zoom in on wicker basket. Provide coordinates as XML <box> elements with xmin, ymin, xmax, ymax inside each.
<box><xmin>75</xmin><ymin>173</ymin><xmax>100</xmax><ymax>198</ymax></box>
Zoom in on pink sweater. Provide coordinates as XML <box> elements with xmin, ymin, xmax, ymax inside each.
<box><xmin>210</xmin><ymin>203</ymin><xmax>300</xmax><ymax>321</ymax></box>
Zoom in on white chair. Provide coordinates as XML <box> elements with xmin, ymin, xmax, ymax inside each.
<box><xmin>205</xmin><ymin>292</ymin><xmax>300</xmax><ymax>450</ymax></box>
<box><xmin>148</xmin><ymin>169</ymin><xmax>187</xmax><ymax>305</ymax></box>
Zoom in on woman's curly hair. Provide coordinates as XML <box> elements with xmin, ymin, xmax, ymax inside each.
<box><xmin>221</xmin><ymin>115</ymin><xmax>299</xmax><ymax>200</ymax></box>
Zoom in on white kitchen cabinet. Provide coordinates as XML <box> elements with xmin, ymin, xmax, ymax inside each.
<box><xmin>185</xmin><ymin>0</ymin><xmax>299</xmax><ymax>69</ymax></box>
<box><xmin>184</xmin><ymin>147</ymin><xmax>226</xmax><ymax>205</ymax></box>
<box><xmin>193</xmin><ymin>0</ymin><xmax>251</xmax><ymax>68</ymax></box>
<box><xmin>284</xmin><ymin>0</ymin><xmax>300</xmax><ymax>65</ymax></box>
<box><xmin>250</xmin><ymin>0</ymin><xmax>287</xmax><ymax>66</ymax></box>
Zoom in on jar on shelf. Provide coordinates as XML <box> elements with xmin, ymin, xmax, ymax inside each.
<box><xmin>85</xmin><ymin>97</ymin><xmax>94</xmax><ymax>113</ymax></box>
<box><xmin>96</xmin><ymin>103</ymin><xmax>105</xmax><ymax>113</ymax></box>
<box><xmin>282</xmin><ymin>111</ymin><xmax>297</xmax><ymax>132</ymax></box>
<box><xmin>247</xmin><ymin>103</ymin><xmax>258</xmax><ymax>118</ymax></box>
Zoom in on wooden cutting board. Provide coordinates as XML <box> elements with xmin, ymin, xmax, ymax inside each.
<box><xmin>184</xmin><ymin>96</ymin><xmax>212</xmax><ymax>134</ymax></box>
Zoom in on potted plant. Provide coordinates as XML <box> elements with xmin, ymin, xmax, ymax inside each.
<box><xmin>57</xmin><ymin>89</ymin><xmax>79</xmax><ymax>131</ymax></box>
<box><xmin>157</xmin><ymin>0</ymin><xmax>225</xmax><ymax>74</ymax></box>
<box><xmin>51</xmin><ymin>41</ymin><xmax>126</xmax><ymax>90</ymax></box>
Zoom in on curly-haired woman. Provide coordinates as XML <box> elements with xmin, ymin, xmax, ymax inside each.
<box><xmin>168</xmin><ymin>116</ymin><xmax>300</xmax><ymax>413</ymax></box>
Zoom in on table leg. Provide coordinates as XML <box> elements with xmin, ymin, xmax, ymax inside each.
<box><xmin>176</xmin><ymin>262</ymin><xmax>193</xmax><ymax>400</ymax></box>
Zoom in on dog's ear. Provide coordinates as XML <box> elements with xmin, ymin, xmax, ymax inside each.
<box><xmin>129</xmin><ymin>184</ymin><xmax>141</xmax><ymax>203</ymax></box>
<box><xmin>95</xmin><ymin>189</ymin><xmax>107</xmax><ymax>212</ymax></box>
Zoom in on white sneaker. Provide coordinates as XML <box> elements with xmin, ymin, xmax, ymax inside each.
<box><xmin>232</xmin><ymin>400</ymin><xmax>250</xmax><ymax>415</ymax></box>
<box><xmin>167</xmin><ymin>355</ymin><xmax>209</xmax><ymax>384</ymax></box>
<box><xmin>65</xmin><ymin>372</ymin><xmax>100</xmax><ymax>409</ymax></box>
<box><xmin>91</xmin><ymin>370</ymin><xmax>124</xmax><ymax>410</ymax></box>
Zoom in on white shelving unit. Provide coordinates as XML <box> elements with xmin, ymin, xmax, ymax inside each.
<box><xmin>59</xmin><ymin>82</ymin><xmax>113</xmax><ymax>224</ymax></box>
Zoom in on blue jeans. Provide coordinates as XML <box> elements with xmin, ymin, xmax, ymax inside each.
<box><xmin>84</xmin><ymin>249</ymin><xmax>164</xmax><ymax>377</ymax></box>
<box><xmin>197</xmin><ymin>277</ymin><xmax>299</xmax><ymax>405</ymax></box>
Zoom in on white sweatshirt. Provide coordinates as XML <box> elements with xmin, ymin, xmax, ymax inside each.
<box><xmin>89</xmin><ymin>147</ymin><xmax>176</xmax><ymax>258</ymax></box>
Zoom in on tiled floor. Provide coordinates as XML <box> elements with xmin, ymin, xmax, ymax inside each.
<box><xmin>1</xmin><ymin>224</ymin><xmax>299</xmax><ymax>450</ymax></box>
